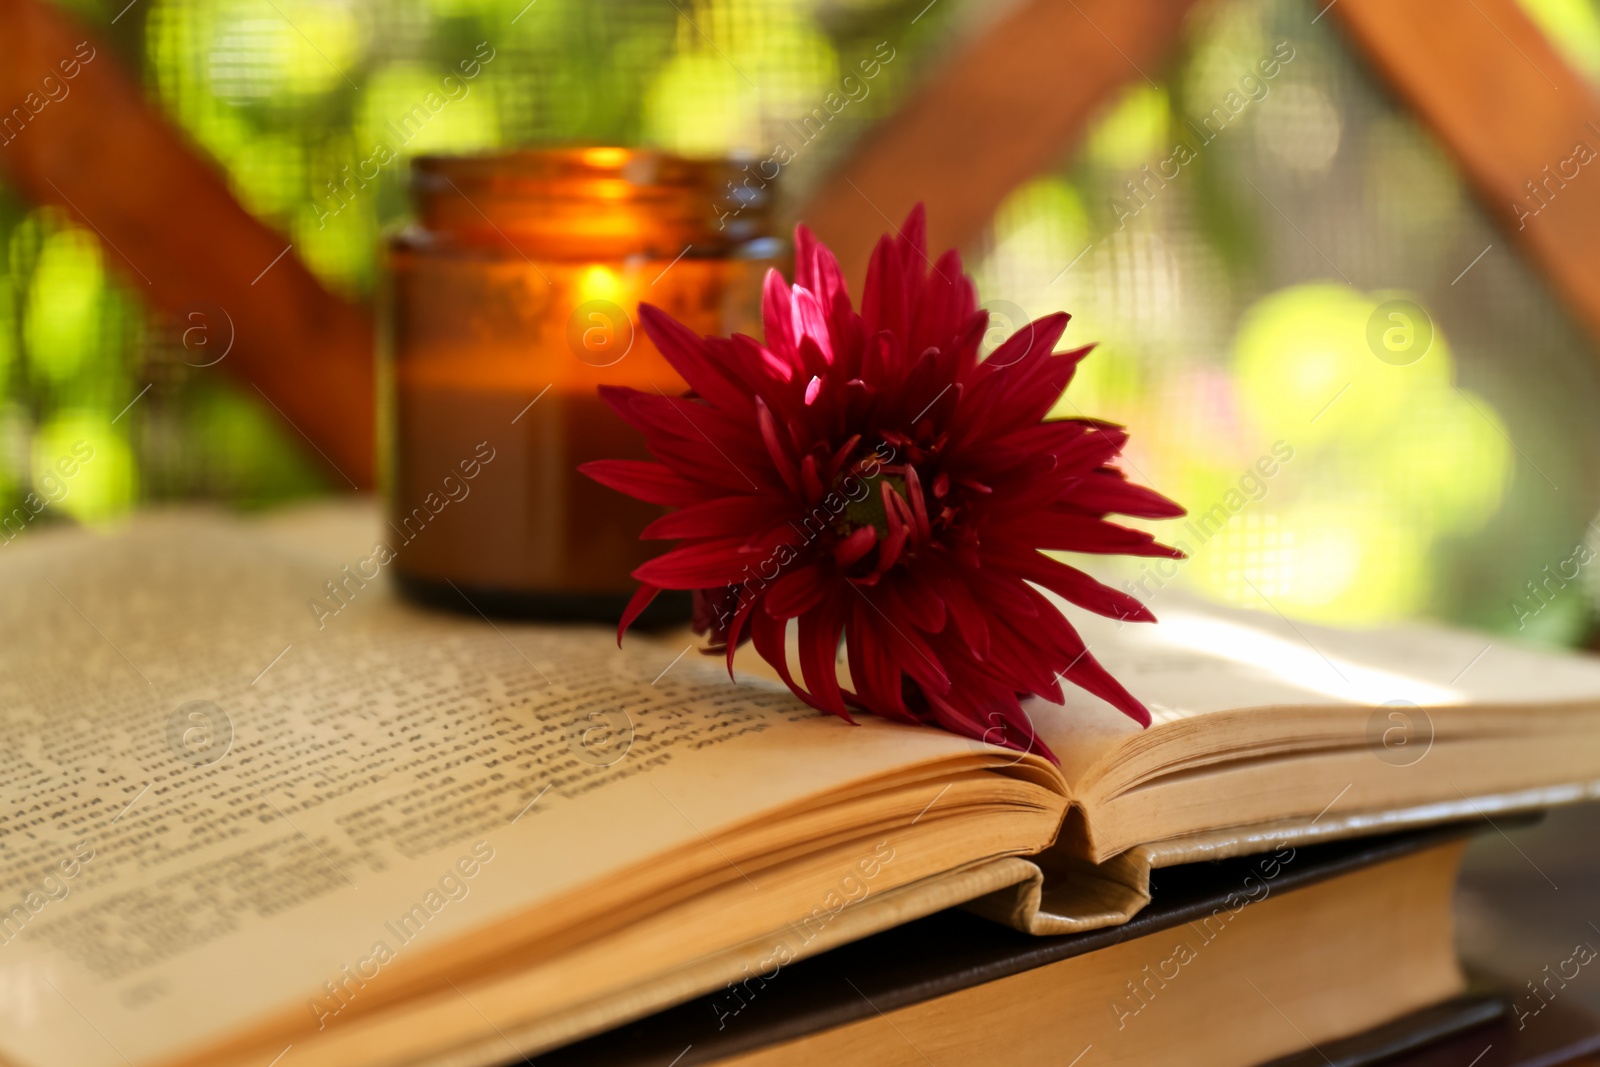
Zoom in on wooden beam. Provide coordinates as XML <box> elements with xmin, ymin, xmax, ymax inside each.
<box><xmin>1331</xmin><ymin>0</ymin><xmax>1600</xmax><ymax>350</ymax></box>
<box><xmin>0</xmin><ymin>0</ymin><xmax>374</xmax><ymax>486</ymax></box>
<box><xmin>801</xmin><ymin>0</ymin><xmax>1205</xmax><ymax>284</ymax></box>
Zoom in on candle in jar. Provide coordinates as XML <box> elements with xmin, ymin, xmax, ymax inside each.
<box><xmin>381</xmin><ymin>149</ymin><xmax>779</xmax><ymax>624</ymax></box>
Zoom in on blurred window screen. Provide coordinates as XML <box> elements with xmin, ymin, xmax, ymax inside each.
<box><xmin>4</xmin><ymin>0</ymin><xmax>1599</xmax><ymax>644</ymax></box>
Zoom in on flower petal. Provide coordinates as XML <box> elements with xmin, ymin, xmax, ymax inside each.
<box><xmin>833</xmin><ymin>525</ymin><xmax>877</xmax><ymax>567</ymax></box>
<box><xmin>640</xmin><ymin>495</ymin><xmax>794</xmax><ymax>540</ymax></box>
<box><xmin>1060</xmin><ymin>648</ymin><xmax>1153</xmax><ymax>727</ymax></box>
<box><xmin>764</xmin><ymin>564</ymin><xmax>828</xmax><ymax>620</ymax></box>
<box><xmin>761</xmin><ymin>268</ymin><xmax>798</xmax><ymax>367</ymax></box>
<box><xmin>992</xmin><ymin>546</ymin><xmax>1156</xmax><ymax>623</ymax></box>
<box><xmin>1025</xmin><ymin>514</ymin><xmax>1185</xmax><ymax>558</ymax></box>
<box><xmin>632</xmin><ymin>537</ymin><xmax>754</xmax><ymax>588</ymax></box>
<box><xmin>617</xmin><ymin>583</ymin><xmax>661</xmax><ymax>643</ymax></box>
<box><xmin>845</xmin><ymin>608</ymin><xmax>913</xmax><ymax>721</ymax></box>
<box><xmin>750</xmin><ymin>606</ymin><xmax>799</xmax><ymax>693</ymax></box>
<box><xmin>579</xmin><ymin>460</ymin><xmax>718</xmax><ymax>506</ymax></box>
<box><xmin>798</xmin><ymin>597</ymin><xmax>852</xmax><ymax>720</ymax></box>
<box><xmin>1069</xmin><ymin>470</ymin><xmax>1187</xmax><ymax>518</ymax></box>
<box><xmin>638</xmin><ymin>303</ymin><xmax>754</xmax><ymax>415</ymax></box>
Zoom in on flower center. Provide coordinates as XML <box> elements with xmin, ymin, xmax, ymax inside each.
<box><xmin>837</xmin><ymin>471</ymin><xmax>905</xmax><ymax>539</ymax></box>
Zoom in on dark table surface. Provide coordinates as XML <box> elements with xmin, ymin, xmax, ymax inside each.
<box><xmin>1457</xmin><ymin>800</ymin><xmax>1600</xmax><ymax>1019</ymax></box>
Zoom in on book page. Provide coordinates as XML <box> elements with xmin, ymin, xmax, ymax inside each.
<box><xmin>0</xmin><ymin>505</ymin><xmax>999</xmax><ymax>1067</ymax></box>
<box><xmin>1025</xmin><ymin>591</ymin><xmax>1600</xmax><ymax>788</ymax></box>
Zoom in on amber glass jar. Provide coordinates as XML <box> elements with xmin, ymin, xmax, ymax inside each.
<box><xmin>380</xmin><ymin>148</ymin><xmax>779</xmax><ymax>623</ymax></box>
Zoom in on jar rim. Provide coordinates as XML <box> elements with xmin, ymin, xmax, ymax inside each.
<box><xmin>404</xmin><ymin>146</ymin><xmax>776</xmax><ymax>254</ymax></box>
<box><xmin>411</xmin><ymin>147</ymin><xmax>761</xmax><ymax>198</ymax></box>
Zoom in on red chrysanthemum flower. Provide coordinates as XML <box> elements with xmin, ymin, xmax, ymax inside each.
<box><xmin>581</xmin><ymin>205</ymin><xmax>1183</xmax><ymax>762</ymax></box>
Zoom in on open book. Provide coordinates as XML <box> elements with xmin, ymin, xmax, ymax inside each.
<box><xmin>3</xmin><ymin>502</ymin><xmax>1599</xmax><ymax>1067</ymax></box>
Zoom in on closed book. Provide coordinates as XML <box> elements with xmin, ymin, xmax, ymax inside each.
<box><xmin>538</xmin><ymin>823</ymin><xmax>1501</xmax><ymax>1066</ymax></box>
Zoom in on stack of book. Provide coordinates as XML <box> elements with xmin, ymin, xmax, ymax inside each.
<box><xmin>2</xmin><ymin>503</ymin><xmax>1599</xmax><ymax>1067</ymax></box>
